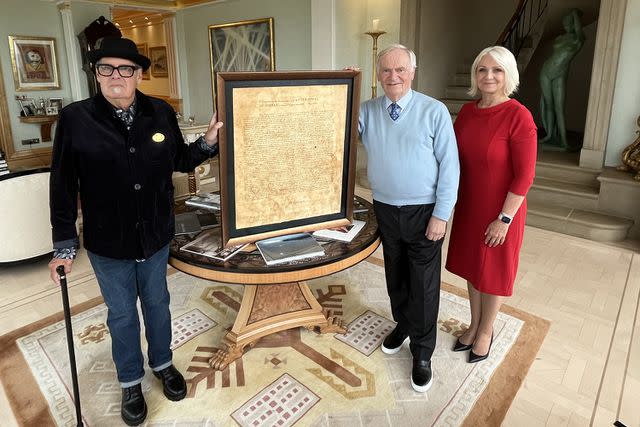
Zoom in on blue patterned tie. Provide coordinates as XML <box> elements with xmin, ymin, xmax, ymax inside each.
<box><xmin>389</xmin><ymin>102</ymin><xmax>401</xmax><ymax>121</ymax></box>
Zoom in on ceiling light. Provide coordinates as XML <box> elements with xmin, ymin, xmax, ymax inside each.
<box><xmin>129</xmin><ymin>19</ymin><xmax>133</xmax><ymax>24</ymax></box>
<box><xmin>145</xmin><ymin>16</ymin><xmax>149</xmax><ymax>20</ymax></box>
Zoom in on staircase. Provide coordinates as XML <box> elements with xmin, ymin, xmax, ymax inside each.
<box><xmin>526</xmin><ymin>152</ymin><xmax>633</xmax><ymax>242</ymax></box>
<box><xmin>440</xmin><ymin>0</ymin><xmax>635</xmax><ymax>242</ymax></box>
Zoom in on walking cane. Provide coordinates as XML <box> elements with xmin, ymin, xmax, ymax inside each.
<box><xmin>56</xmin><ymin>265</ymin><xmax>84</xmax><ymax>427</ymax></box>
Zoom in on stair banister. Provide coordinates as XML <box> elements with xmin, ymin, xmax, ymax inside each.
<box><xmin>497</xmin><ymin>0</ymin><xmax>548</xmax><ymax>59</ymax></box>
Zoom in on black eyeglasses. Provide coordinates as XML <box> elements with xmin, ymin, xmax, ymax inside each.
<box><xmin>95</xmin><ymin>63</ymin><xmax>140</xmax><ymax>78</ymax></box>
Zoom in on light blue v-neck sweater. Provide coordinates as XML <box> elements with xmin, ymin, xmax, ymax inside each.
<box><xmin>358</xmin><ymin>90</ymin><xmax>460</xmax><ymax>221</ymax></box>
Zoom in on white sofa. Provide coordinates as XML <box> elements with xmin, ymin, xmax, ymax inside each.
<box><xmin>0</xmin><ymin>168</ymin><xmax>52</xmax><ymax>263</ymax></box>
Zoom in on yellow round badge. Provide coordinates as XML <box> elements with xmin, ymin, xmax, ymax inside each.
<box><xmin>152</xmin><ymin>132</ymin><xmax>165</xmax><ymax>143</ymax></box>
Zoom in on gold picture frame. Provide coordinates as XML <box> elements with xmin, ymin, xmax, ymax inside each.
<box><xmin>8</xmin><ymin>35</ymin><xmax>60</xmax><ymax>91</ymax></box>
<box><xmin>136</xmin><ymin>43</ymin><xmax>150</xmax><ymax>80</ymax></box>
<box><xmin>149</xmin><ymin>46</ymin><xmax>168</xmax><ymax>77</ymax></box>
<box><xmin>208</xmin><ymin>18</ymin><xmax>275</xmax><ymax>108</ymax></box>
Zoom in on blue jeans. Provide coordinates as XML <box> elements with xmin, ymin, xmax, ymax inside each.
<box><xmin>88</xmin><ymin>245</ymin><xmax>173</xmax><ymax>387</ymax></box>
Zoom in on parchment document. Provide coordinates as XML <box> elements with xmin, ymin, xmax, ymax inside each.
<box><xmin>232</xmin><ymin>84</ymin><xmax>348</xmax><ymax>229</ymax></box>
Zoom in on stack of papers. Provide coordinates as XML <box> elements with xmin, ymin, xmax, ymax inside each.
<box><xmin>0</xmin><ymin>152</ymin><xmax>9</xmax><ymax>176</ymax></box>
<box><xmin>312</xmin><ymin>220</ymin><xmax>365</xmax><ymax>242</ymax></box>
<box><xmin>256</xmin><ymin>233</ymin><xmax>325</xmax><ymax>266</ymax></box>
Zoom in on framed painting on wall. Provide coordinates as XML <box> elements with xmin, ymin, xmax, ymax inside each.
<box><xmin>149</xmin><ymin>46</ymin><xmax>168</xmax><ymax>77</ymax></box>
<box><xmin>208</xmin><ymin>18</ymin><xmax>275</xmax><ymax>107</ymax></box>
<box><xmin>135</xmin><ymin>43</ymin><xmax>150</xmax><ymax>80</ymax></box>
<box><xmin>8</xmin><ymin>35</ymin><xmax>60</xmax><ymax>91</ymax></box>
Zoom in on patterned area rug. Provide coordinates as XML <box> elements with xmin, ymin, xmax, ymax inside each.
<box><xmin>0</xmin><ymin>258</ymin><xmax>549</xmax><ymax>426</ymax></box>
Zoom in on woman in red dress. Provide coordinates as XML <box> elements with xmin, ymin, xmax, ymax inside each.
<box><xmin>445</xmin><ymin>46</ymin><xmax>537</xmax><ymax>363</ymax></box>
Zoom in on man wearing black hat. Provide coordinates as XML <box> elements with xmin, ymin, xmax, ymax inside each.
<box><xmin>48</xmin><ymin>37</ymin><xmax>223</xmax><ymax>426</ymax></box>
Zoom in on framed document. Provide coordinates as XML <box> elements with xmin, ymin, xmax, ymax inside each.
<box><xmin>217</xmin><ymin>70</ymin><xmax>361</xmax><ymax>247</ymax></box>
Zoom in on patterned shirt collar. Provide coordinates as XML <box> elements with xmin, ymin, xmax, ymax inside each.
<box><xmin>113</xmin><ymin>98</ymin><xmax>137</xmax><ymax>129</ymax></box>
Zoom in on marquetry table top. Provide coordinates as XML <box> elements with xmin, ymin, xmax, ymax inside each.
<box><xmin>169</xmin><ymin>196</ymin><xmax>380</xmax><ymax>285</ymax></box>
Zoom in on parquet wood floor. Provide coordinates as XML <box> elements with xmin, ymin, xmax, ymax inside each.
<box><xmin>0</xmin><ymin>186</ymin><xmax>637</xmax><ymax>426</ymax></box>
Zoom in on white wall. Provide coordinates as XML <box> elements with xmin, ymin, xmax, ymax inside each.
<box><xmin>0</xmin><ymin>0</ymin><xmax>109</xmax><ymax>153</ymax></box>
<box><xmin>334</xmin><ymin>0</ymin><xmax>401</xmax><ymax>102</ymax></box>
<box><xmin>0</xmin><ymin>0</ymin><xmax>69</xmax><ymax>151</ymax></box>
<box><xmin>605</xmin><ymin>0</ymin><xmax>640</xmax><ymax>166</ymax></box>
<box><xmin>176</xmin><ymin>0</ymin><xmax>312</xmax><ymax>123</ymax></box>
<box><xmin>415</xmin><ymin>0</ymin><xmax>517</xmax><ymax>98</ymax></box>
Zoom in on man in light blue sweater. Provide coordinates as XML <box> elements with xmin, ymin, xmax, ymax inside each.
<box><xmin>359</xmin><ymin>44</ymin><xmax>459</xmax><ymax>393</ymax></box>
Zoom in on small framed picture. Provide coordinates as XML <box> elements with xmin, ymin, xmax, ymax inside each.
<box><xmin>48</xmin><ymin>97</ymin><xmax>63</xmax><ymax>111</ymax></box>
<box><xmin>45</xmin><ymin>106</ymin><xmax>58</xmax><ymax>115</ymax></box>
<box><xmin>135</xmin><ymin>43</ymin><xmax>150</xmax><ymax>80</ymax></box>
<box><xmin>149</xmin><ymin>46</ymin><xmax>168</xmax><ymax>77</ymax></box>
<box><xmin>8</xmin><ymin>35</ymin><xmax>60</xmax><ymax>91</ymax></box>
<box><xmin>17</xmin><ymin>98</ymin><xmax>35</xmax><ymax>116</ymax></box>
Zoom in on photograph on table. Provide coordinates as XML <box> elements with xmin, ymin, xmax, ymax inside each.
<box><xmin>8</xmin><ymin>35</ymin><xmax>60</xmax><ymax>91</ymax></box>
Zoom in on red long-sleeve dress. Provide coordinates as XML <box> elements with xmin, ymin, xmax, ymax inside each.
<box><xmin>445</xmin><ymin>99</ymin><xmax>537</xmax><ymax>296</ymax></box>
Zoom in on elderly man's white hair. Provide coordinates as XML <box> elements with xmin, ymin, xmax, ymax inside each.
<box><xmin>376</xmin><ymin>44</ymin><xmax>417</xmax><ymax>70</ymax></box>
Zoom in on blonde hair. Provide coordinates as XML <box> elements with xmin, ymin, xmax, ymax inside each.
<box><xmin>468</xmin><ymin>46</ymin><xmax>519</xmax><ymax>97</ymax></box>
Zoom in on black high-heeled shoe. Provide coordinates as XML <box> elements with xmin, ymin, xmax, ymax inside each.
<box><xmin>468</xmin><ymin>334</ymin><xmax>493</xmax><ymax>363</ymax></box>
<box><xmin>452</xmin><ymin>337</ymin><xmax>473</xmax><ymax>352</ymax></box>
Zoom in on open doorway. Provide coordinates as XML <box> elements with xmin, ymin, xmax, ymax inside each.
<box><xmin>112</xmin><ymin>8</ymin><xmax>181</xmax><ymax>113</ymax></box>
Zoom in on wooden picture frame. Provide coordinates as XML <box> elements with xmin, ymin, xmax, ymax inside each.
<box><xmin>8</xmin><ymin>35</ymin><xmax>60</xmax><ymax>91</ymax></box>
<box><xmin>208</xmin><ymin>18</ymin><xmax>275</xmax><ymax>108</ymax></box>
<box><xmin>216</xmin><ymin>70</ymin><xmax>361</xmax><ymax>247</ymax></box>
<box><xmin>135</xmin><ymin>43</ymin><xmax>150</xmax><ymax>80</ymax></box>
<box><xmin>149</xmin><ymin>46</ymin><xmax>168</xmax><ymax>77</ymax></box>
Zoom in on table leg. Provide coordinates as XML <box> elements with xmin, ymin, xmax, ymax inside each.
<box><xmin>209</xmin><ymin>281</ymin><xmax>347</xmax><ymax>370</ymax></box>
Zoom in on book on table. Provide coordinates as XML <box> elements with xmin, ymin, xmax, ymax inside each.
<box><xmin>174</xmin><ymin>212</ymin><xmax>219</xmax><ymax>235</ymax></box>
<box><xmin>174</xmin><ymin>212</ymin><xmax>202</xmax><ymax>235</ymax></box>
<box><xmin>196</xmin><ymin>212</ymin><xmax>219</xmax><ymax>229</ymax></box>
<box><xmin>312</xmin><ymin>220</ymin><xmax>365</xmax><ymax>242</ymax></box>
<box><xmin>185</xmin><ymin>192</ymin><xmax>220</xmax><ymax>211</ymax></box>
<box><xmin>256</xmin><ymin>233</ymin><xmax>325</xmax><ymax>266</ymax></box>
<box><xmin>179</xmin><ymin>229</ymin><xmax>247</xmax><ymax>261</ymax></box>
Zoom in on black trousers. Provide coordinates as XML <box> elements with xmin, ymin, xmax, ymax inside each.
<box><xmin>373</xmin><ymin>200</ymin><xmax>443</xmax><ymax>361</ymax></box>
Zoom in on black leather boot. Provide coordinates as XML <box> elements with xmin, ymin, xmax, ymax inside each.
<box><xmin>153</xmin><ymin>364</ymin><xmax>187</xmax><ymax>401</ymax></box>
<box><xmin>121</xmin><ymin>383</ymin><xmax>147</xmax><ymax>426</ymax></box>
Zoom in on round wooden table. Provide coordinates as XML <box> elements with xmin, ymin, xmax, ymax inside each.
<box><xmin>169</xmin><ymin>197</ymin><xmax>380</xmax><ymax>370</ymax></box>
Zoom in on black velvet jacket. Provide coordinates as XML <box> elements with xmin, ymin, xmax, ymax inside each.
<box><xmin>50</xmin><ymin>91</ymin><xmax>217</xmax><ymax>259</ymax></box>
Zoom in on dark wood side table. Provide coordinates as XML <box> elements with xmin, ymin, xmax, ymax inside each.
<box><xmin>169</xmin><ymin>196</ymin><xmax>380</xmax><ymax>370</ymax></box>
<box><xmin>19</xmin><ymin>114</ymin><xmax>59</xmax><ymax>142</ymax></box>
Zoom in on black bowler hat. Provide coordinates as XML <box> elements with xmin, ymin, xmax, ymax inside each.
<box><xmin>88</xmin><ymin>36</ymin><xmax>151</xmax><ymax>71</ymax></box>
